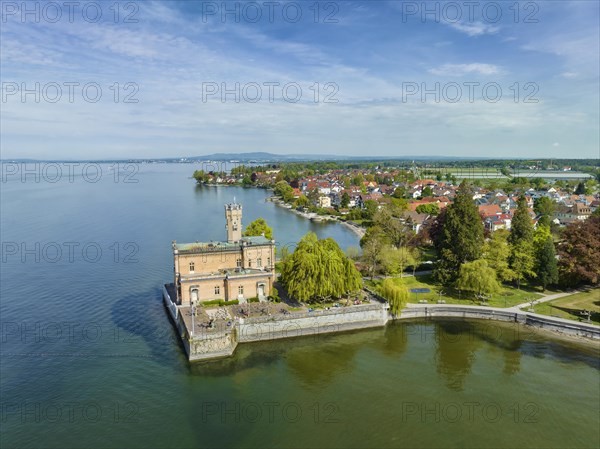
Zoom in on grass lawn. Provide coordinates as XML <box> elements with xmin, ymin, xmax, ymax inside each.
<box><xmin>366</xmin><ymin>274</ymin><xmax>544</xmax><ymax>308</ymax></box>
<box><xmin>533</xmin><ymin>289</ymin><xmax>600</xmax><ymax>325</ymax></box>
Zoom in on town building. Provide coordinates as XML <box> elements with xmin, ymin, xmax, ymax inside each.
<box><xmin>554</xmin><ymin>203</ymin><xmax>592</xmax><ymax>225</ymax></box>
<box><xmin>171</xmin><ymin>202</ymin><xmax>276</xmax><ymax>305</ymax></box>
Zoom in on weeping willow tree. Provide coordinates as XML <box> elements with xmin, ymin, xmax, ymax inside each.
<box><xmin>281</xmin><ymin>232</ymin><xmax>363</xmax><ymax>302</ymax></box>
<box><xmin>379</xmin><ymin>278</ymin><xmax>408</xmax><ymax>316</ymax></box>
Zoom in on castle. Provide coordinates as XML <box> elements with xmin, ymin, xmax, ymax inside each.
<box><xmin>171</xmin><ymin>203</ymin><xmax>276</xmax><ymax>305</ymax></box>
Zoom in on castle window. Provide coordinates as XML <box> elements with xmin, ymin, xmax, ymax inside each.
<box><xmin>238</xmin><ymin>285</ymin><xmax>244</xmax><ymax>295</ymax></box>
<box><xmin>267</xmin><ymin>257</ymin><xmax>271</xmax><ymax>266</ymax></box>
<box><xmin>236</xmin><ymin>258</ymin><xmax>242</xmax><ymax>267</ymax></box>
<box><xmin>189</xmin><ymin>262</ymin><xmax>195</xmax><ymax>273</ymax></box>
<box><xmin>248</xmin><ymin>260</ymin><xmax>252</xmax><ymax>268</ymax></box>
<box><xmin>214</xmin><ymin>286</ymin><xmax>220</xmax><ymax>295</ymax></box>
<box><xmin>257</xmin><ymin>258</ymin><xmax>262</xmax><ymax>267</ymax></box>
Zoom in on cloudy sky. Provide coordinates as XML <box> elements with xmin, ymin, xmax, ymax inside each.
<box><xmin>1</xmin><ymin>0</ymin><xmax>599</xmax><ymax>159</ymax></box>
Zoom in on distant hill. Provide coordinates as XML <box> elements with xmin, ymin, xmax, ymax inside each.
<box><xmin>187</xmin><ymin>152</ymin><xmax>486</xmax><ymax>162</ymax></box>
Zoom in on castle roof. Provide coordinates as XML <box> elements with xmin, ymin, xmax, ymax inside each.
<box><xmin>174</xmin><ymin>235</ymin><xmax>273</xmax><ymax>254</ymax></box>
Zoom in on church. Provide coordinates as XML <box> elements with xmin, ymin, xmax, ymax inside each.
<box><xmin>171</xmin><ymin>202</ymin><xmax>276</xmax><ymax>305</ymax></box>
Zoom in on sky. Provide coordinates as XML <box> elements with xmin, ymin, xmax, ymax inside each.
<box><xmin>1</xmin><ymin>0</ymin><xmax>599</xmax><ymax>160</ymax></box>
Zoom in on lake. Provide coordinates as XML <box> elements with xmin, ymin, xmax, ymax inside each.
<box><xmin>1</xmin><ymin>163</ymin><xmax>598</xmax><ymax>448</ymax></box>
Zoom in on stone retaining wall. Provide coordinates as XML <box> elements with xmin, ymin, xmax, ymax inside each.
<box><xmin>238</xmin><ymin>304</ymin><xmax>388</xmax><ymax>343</ymax></box>
<box><xmin>399</xmin><ymin>304</ymin><xmax>600</xmax><ymax>339</ymax></box>
<box><xmin>163</xmin><ymin>284</ymin><xmax>598</xmax><ymax>362</ymax></box>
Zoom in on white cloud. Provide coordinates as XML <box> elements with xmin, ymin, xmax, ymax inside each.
<box><xmin>561</xmin><ymin>72</ymin><xmax>578</xmax><ymax>79</ymax></box>
<box><xmin>447</xmin><ymin>21</ymin><xmax>499</xmax><ymax>37</ymax></box>
<box><xmin>428</xmin><ymin>63</ymin><xmax>501</xmax><ymax>76</ymax></box>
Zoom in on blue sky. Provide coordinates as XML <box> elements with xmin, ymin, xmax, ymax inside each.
<box><xmin>1</xmin><ymin>0</ymin><xmax>599</xmax><ymax>159</ymax></box>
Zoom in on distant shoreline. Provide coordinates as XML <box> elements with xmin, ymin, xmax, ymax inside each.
<box><xmin>268</xmin><ymin>196</ymin><xmax>366</xmax><ymax>239</ymax></box>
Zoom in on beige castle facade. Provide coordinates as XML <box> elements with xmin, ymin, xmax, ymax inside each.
<box><xmin>172</xmin><ymin>203</ymin><xmax>276</xmax><ymax>305</ymax></box>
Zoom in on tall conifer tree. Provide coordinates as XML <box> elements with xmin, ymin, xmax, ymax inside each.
<box><xmin>509</xmin><ymin>196</ymin><xmax>536</xmax><ymax>288</ymax></box>
<box><xmin>434</xmin><ymin>181</ymin><xmax>484</xmax><ymax>285</ymax></box>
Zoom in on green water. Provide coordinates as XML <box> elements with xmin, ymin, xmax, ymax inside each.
<box><xmin>1</xmin><ymin>165</ymin><xmax>598</xmax><ymax>448</ymax></box>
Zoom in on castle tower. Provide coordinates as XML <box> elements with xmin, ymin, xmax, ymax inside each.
<box><xmin>224</xmin><ymin>202</ymin><xmax>242</xmax><ymax>243</ymax></box>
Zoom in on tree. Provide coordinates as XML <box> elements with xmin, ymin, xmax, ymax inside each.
<box><xmin>533</xmin><ymin>197</ymin><xmax>555</xmax><ymax>218</ymax></box>
<box><xmin>416</xmin><ymin>203</ymin><xmax>440</xmax><ymax>215</ymax></box>
<box><xmin>363</xmin><ymin>199</ymin><xmax>379</xmax><ymax>220</ymax></box>
<box><xmin>274</xmin><ymin>180</ymin><xmax>295</xmax><ymax>203</ymax></box>
<box><xmin>531</xmin><ymin>177</ymin><xmax>546</xmax><ymax>190</ymax></box>
<box><xmin>281</xmin><ymin>232</ymin><xmax>362</xmax><ymax>302</ymax></box>
<box><xmin>295</xmin><ymin>194</ymin><xmax>309</xmax><ymax>208</ymax></box>
<box><xmin>372</xmin><ymin>203</ymin><xmax>414</xmax><ymax>249</ymax></box>
<box><xmin>380</xmin><ymin>278</ymin><xmax>408</xmax><ymax>316</ymax></box>
<box><xmin>380</xmin><ymin>246</ymin><xmax>416</xmax><ymax>276</ymax></box>
<box><xmin>533</xmin><ymin>226</ymin><xmax>558</xmax><ymax>291</ymax></box>
<box><xmin>509</xmin><ymin>196</ymin><xmax>536</xmax><ymax>288</ymax></box>
<box><xmin>360</xmin><ymin>226</ymin><xmax>389</xmax><ymax>278</ymax></box>
<box><xmin>193</xmin><ymin>170</ymin><xmax>209</xmax><ymax>184</ymax></box>
<box><xmin>420</xmin><ymin>186</ymin><xmax>434</xmax><ymax>198</ymax></box>
<box><xmin>244</xmin><ymin>218</ymin><xmax>273</xmax><ymax>240</ymax></box>
<box><xmin>455</xmin><ymin>260</ymin><xmax>501</xmax><ymax>299</ymax></box>
<box><xmin>575</xmin><ymin>182</ymin><xmax>586</xmax><ymax>195</ymax></box>
<box><xmin>511</xmin><ymin>244</ymin><xmax>537</xmax><ymax>289</ymax></box>
<box><xmin>341</xmin><ymin>192</ymin><xmax>350</xmax><ymax>208</ymax></box>
<box><xmin>393</xmin><ymin>186</ymin><xmax>406</xmax><ymax>199</ymax></box>
<box><xmin>483</xmin><ymin>230</ymin><xmax>515</xmax><ymax>283</ymax></box>
<box><xmin>434</xmin><ymin>181</ymin><xmax>484</xmax><ymax>284</ymax></box>
<box><xmin>558</xmin><ymin>215</ymin><xmax>600</xmax><ymax>286</ymax></box>
<box><xmin>411</xmin><ymin>248</ymin><xmax>423</xmax><ymax>275</ymax></box>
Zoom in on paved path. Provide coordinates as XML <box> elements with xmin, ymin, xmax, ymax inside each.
<box><xmin>510</xmin><ymin>290</ymin><xmax>582</xmax><ymax>311</ymax></box>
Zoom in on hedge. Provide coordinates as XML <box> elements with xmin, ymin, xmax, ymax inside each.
<box><xmin>201</xmin><ymin>299</ymin><xmax>239</xmax><ymax>307</ymax></box>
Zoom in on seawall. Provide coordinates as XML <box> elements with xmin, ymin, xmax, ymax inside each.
<box><xmin>400</xmin><ymin>303</ymin><xmax>600</xmax><ymax>340</ymax></box>
<box><xmin>163</xmin><ymin>285</ymin><xmax>599</xmax><ymax>362</ymax></box>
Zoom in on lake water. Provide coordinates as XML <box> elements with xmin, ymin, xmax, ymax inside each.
<box><xmin>1</xmin><ymin>164</ymin><xmax>599</xmax><ymax>448</ymax></box>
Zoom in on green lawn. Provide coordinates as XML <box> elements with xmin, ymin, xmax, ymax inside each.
<box><xmin>366</xmin><ymin>274</ymin><xmax>543</xmax><ymax>308</ymax></box>
<box><xmin>533</xmin><ymin>289</ymin><xmax>600</xmax><ymax>325</ymax></box>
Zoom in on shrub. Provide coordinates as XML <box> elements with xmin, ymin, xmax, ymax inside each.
<box><xmin>247</xmin><ymin>297</ymin><xmax>260</xmax><ymax>303</ymax></box>
<box><xmin>268</xmin><ymin>288</ymin><xmax>281</xmax><ymax>303</ymax></box>
<box><xmin>201</xmin><ymin>299</ymin><xmax>239</xmax><ymax>307</ymax></box>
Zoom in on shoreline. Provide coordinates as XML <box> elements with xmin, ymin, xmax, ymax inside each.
<box><xmin>269</xmin><ymin>196</ymin><xmax>366</xmax><ymax>238</ymax></box>
<box><xmin>197</xmin><ymin>183</ymin><xmax>367</xmax><ymax>239</ymax></box>
<box><xmin>163</xmin><ymin>285</ymin><xmax>599</xmax><ymax>362</ymax></box>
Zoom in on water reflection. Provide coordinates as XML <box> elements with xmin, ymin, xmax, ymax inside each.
<box><xmin>378</xmin><ymin>322</ymin><xmax>409</xmax><ymax>358</ymax></box>
<box><xmin>435</xmin><ymin>321</ymin><xmax>480</xmax><ymax>391</ymax></box>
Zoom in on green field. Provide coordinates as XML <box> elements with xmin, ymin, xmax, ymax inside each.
<box><xmin>366</xmin><ymin>274</ymin><xmax>544</xmax><ymax>308</ymax></box>
<box><xmin>533</xmin><ymin>289</ymin><xmax>600</xmax><ymax>325</ymax></box>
